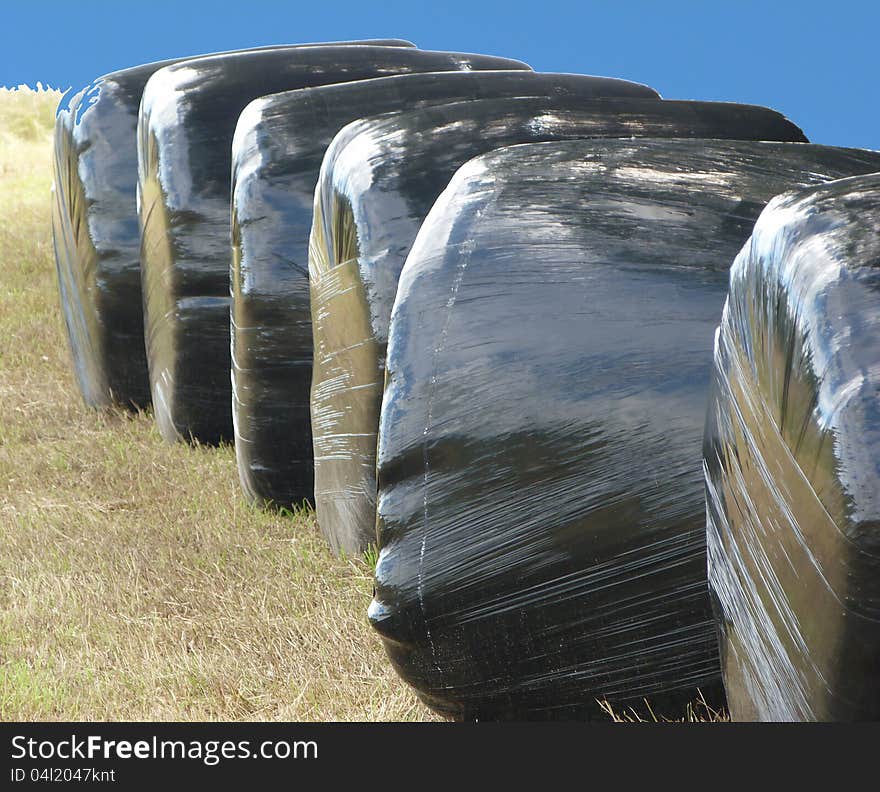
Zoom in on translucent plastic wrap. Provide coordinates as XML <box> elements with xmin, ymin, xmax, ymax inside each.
<box><xmin>232</xmin><ymin>72</ymin><xmax>660</xmax><ymax>509</ymax></box>
<box><xmin>369</xmin><ymin>139</ymin><xmax>880</xmax><ymax>721</ymax></box>
<box><xmin>51</xmin><ymin>41</ymin><xmax>414</xmax><ymax>411</ymax></box>
<box><xmin>309</xmin><ymin>97</ymin><xmax>808</xmax><ymax>554</ymax></box>
<box><xmin>704</xmin><ymin>173</ymin><xmax>880</xmax><ymax>722</ymax></box>
<box><xmin>139</xmin><ymin>46</ymin><xmax>528</xmax><ymax>445</ymax></box>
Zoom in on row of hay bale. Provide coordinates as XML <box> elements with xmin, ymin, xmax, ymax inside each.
<box><xmin>52</xmin><ymin>39</ymin><xmax>880</xmax><ymax>720</ymax></box>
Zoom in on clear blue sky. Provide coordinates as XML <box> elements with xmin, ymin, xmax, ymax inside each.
<box><xmin>0</xmin><ymin>0</ymin><xmax>876</xmax><ymax>150</ymax></box>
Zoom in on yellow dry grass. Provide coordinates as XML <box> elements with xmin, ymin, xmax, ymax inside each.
<box><xmin>0</xmin><ymin>86</ymin><xmax>432</xmax><ymax>720</ymax></box>
<box><xmin>599</xmin><ymin>692</ymin><xmax>727</xmax><ymax>723</ymax></box>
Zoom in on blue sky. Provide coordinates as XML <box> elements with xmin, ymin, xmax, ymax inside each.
<box><xmin>0</xmin><ymin>0</ymin><xmax>876</xmax><ymax>150</ymax></box>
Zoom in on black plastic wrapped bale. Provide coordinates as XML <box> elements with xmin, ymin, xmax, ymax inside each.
<box><xmin>232</xmin><ymin>71</ymin><xmax>660</xmax><ymax>511</ymax></box>
<box><xmin>51</xmin><ymin>41</ymin><xmax>414</xmax><ymax>411</ymax></box>
<box><xmin>704</xmin><ymin>173</ymin><xmax>880</xmax><ymax>722</ymax></box>
<box><xmin>138</xmin><ymin>48</ymin><xmax>530</xmax><ymax>446</ymax></box>
<box><xmin>309</xmin><ymin>97</ymin><xmax>808</xmax><ymax>555</ymax></box>
<box><xmin>53</xmin><ymin>58</ymin><xmax>185</xmax><ymax>409</ymax></box>
<box><xmin>369</xmin><ymin>139</ymin><xmax>880</xmax><ymax>721</ymax></box>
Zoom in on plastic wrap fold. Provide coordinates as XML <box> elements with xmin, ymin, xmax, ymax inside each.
<box><xmin>138</xmin><ymin>45</ymin><xmax>524</xmax><ymax>444</ymax></box>
<box><xmin>704</xmin><ymin>173</ymin><xmax>880</xmax><ymax>722</ymax></box>
<box><xmin>231</xmin><ymin>71</ymin><xmax>660</xmax><ymax>510</ymax></box>
<box><xmin>369</xmin><ymin>139</ymin><xmax>880</xmax><ymax>721</ymax></box>
<box><xmin>309</xmin><ymin>97</ymin><xmax>808</xmax><ymax>554</ymax></box>
<box><xmin>51</xmin><ymin>40</ymin><xmax>413</xmax><ymax>410</ymax></box>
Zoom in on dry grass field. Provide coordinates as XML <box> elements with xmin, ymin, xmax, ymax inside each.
<box><xmin>0</xmin><ymin>86</ymin><xmax>724</xmax><ymax>723</ymax></box>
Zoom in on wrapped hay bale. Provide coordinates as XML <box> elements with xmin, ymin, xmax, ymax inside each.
<box><xmin>370</xmin><ymin>139</ymin><xmax>880</xmax><ymax>720</ymax></box>
<box><xmin>232</xmin><ymin>70</ymin><xmax>660</xmax><ymax>507</ymax></box>
<box><xmin>704</xmin><ymin>173</ymin><xmax>880</xmax><ymax>721</ymax></box>
<box><xmin>51</xmin><ymin>40</ymin><xmax>414</xmax><ymax>409</ymax></box>
<box><xmin>54</xmin><ymin>57</ymin><xmax>185</xmax><ymax>409</ymax></box>
<box><xmin>310</xmin><ymin>96</ymin><xmax>808</xmax><ymax>554</ymax></box>
<box><xmin>139</xmin><ymin>45</ymin><xmax>530</xmax><ymax>444</ymax></box>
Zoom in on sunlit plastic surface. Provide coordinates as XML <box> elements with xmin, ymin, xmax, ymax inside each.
<box><xmin>51</xmin><ymin>40</ymin><xmax>414</xmax><ymax>410</ymax></box>
<box><xmin>232</xmin><ymin>71</ymin><xmax>660</xmax><ymax>508</ymax></box>
<box><xmin>370</xmin><ymin>139</ymin><xmax>880</xmax><ymax>720</ymax></box>
<box><xmin>139</xmin><ymin>45</ymin><xmax>527</xmax><ymax>444</ymax></box>
<box><xmin>704</xmin><ymin>173</ymin><xmax>880</xmax><ymax>722</ymax></box>
<box><xmin>309</xmin><ymin>96</ymin><xmax>807</xmax><ymax>554</ymax></box>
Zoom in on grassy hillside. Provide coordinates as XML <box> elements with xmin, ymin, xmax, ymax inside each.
<box><xmin>0</xmin><ymin>86</ymin><xmax>430</xmax><ymax>720</ymax></box>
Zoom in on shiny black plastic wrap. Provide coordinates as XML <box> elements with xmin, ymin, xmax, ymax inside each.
<box><xmin>232</xmin><ymin>71</ymin><xmax>660</xmax><ymax>509</ymax></box>
<box><xmin>51</xmin><ymin>41</ymin><xmax>414</xmax><ymax>411</ymax></box>
<box><xmin>310</xmin><ymin>97</ymin><xmax>808</xmax><ymax>554</ymax></box>
<box><xmin>704</xmin><ymin>173</ymin><xmax>880</xmax><ymax>721</ymax></box>
<box><xmin>369</xmin><ymin>139</ymin><xmax>880</xmax><ymax>720</ymax></box>
<box><xmin>139</xmin><ymin>46</ymin><xmax>529</xmax><ymax>445</ymax></box>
